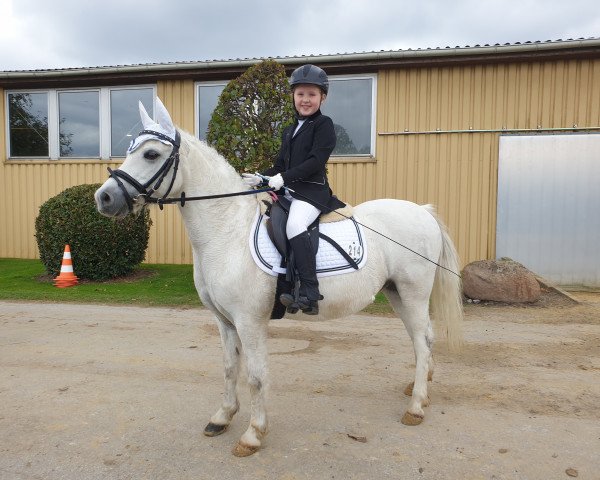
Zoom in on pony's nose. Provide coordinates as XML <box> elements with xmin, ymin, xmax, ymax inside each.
<box><xmin>96</xmin><ymin>189</ymin><xmax>113</xmax><ymax>209</ymax></box>
<box><xmin>94</xmin><ymin>186</ymin><xmax>121</xmax><ymax>216</ymax></box>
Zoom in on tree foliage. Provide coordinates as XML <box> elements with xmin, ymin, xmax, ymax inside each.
<box><xmin>35</xmin><ymin>184</ymin><xmax>152</xmax><ymax>281</ymax></box>
<box><xmin>207</xmin><ymin>60</ymin><xmax>295</xmax><ymax>173</ymax></box>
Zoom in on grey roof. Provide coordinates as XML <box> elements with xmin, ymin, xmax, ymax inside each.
<box><xmin>2</xmin><ymin>37</ymin><xmax>599</xmax><ymax>78</ymax></box>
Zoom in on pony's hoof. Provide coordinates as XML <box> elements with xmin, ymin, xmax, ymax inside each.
<box><xmin>232</xmin><ymin>441</ymin><xmax>259</xmax><ymax>457</ymax></box>
<box><xmin>204</xmin><ymin>422</ymin><xmax>228</xmax><ymax>437</ymax></box>
<box><xmin>403</xmin><ymin>381</ymin><xmax>414</xmax><ymax>396</ymax></box>
<box><xmin>401</xmin><ymin>411</ymin><xmax>424</xmax><ymax>426</ymax></box>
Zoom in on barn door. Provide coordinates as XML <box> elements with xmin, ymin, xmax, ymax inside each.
<box><xmin>496</xmin><ymin>134</ymin><xmax>600</xmax><ymax>287</ymax></box>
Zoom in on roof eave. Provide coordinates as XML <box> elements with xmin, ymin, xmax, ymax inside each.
<box><xmin>2</xmin><ymin>38</ymin><xmax>600</xmax><ymax>87</ymax></box>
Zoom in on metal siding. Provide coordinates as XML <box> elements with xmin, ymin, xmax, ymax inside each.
<box><xmin>375</xmin><ymin>59</ymin><xmax>600</xmax><ymax>266</ymax></box>
<box><xmin>0</xmin><ymin>161</ymin><xmax>121</xmax><ymax>258</ymax></box>
<box><xmin>375</xmin><ymin>68</ymin><xmax>499</xmax><ymax>264</ymax></box>
<box><xmin>2</xmin><ymin>59</ymin><xmax>600</xmax><ymax>270</ymax></box>
<box><xmin>497</xmin><ymin>134</ymin><xmax>600</xmax><ymax>286</ymax></box>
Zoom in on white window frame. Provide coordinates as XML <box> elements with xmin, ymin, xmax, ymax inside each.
<box><xmin>195</xmin><ymin>80</ymin><xmax>228</xmax><ymax>140</ymax></box>
<box><xmin>5</xmin><ymin>84</ymin><xmax>156</xmax><ymax>160</ymax></box>
<box><xmin>327</xmin><ymin>73</ymin><xmax>377</xmax><ymax>158</ymax></box>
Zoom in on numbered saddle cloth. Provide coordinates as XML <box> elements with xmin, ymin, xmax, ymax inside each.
<box><xmin>249</xmin><ymin>209</ymin><xmax>368</xmax><ymax>277</ymax></box>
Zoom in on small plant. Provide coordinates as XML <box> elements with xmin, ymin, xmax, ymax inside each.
<box><xmin>207</xmin><ymin>59</ymin><xmax>295</xmax><ymax>173</ymax></box>
<box><xmin>35</xmin><ymin>184</ymin><xmax>152</xmax><ymax>280</ymax></box>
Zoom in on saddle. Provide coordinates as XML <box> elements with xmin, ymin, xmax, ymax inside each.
<box><xmin>263</xmin><ymin>195</ymin><xmax>360</xmax><ymax>319</ymax></box>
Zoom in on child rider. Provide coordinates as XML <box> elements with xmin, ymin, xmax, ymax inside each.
<box><xmin>243</xmin><ymin>64</ymin><xmax>345</xmax><ymax>315</ymax></box>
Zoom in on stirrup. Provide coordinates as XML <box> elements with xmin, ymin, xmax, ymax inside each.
<box><xmin>297</xmin><ymin>296</ymin><xmax>319</xmax><ymax>315</ymax></box>
<box><xmin>279</xmin><ymin>293</ymin><xmax>299</xmax><ymax>314</ymax></box>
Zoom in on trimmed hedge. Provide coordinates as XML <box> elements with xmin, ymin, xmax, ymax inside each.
<box><xmin>207</xmin><ymin>59</ymin><xmax>295</xmax><ymax>173</ymax></box>
<box><xmin>35</xmin><ymin>184</ymin><xmax>152</xmax><ymax>281</ymax></box>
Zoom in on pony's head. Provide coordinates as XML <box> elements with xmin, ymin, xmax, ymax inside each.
<box><xmin>95</xmin><ymin>98</ymin><xmax>183</xmax><ymax>218</ymax></box>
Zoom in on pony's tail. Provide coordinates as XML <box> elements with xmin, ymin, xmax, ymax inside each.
<box><xmin>423</xmin><ymin>205</ymin><xmax>464</xmax><ymax>352</ymax></box>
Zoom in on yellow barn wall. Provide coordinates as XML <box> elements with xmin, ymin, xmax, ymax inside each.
<box><xmin>2</xmin><ymin>60</ymin><xmax>599</xmax><ymax>266</ymax></box>
<box><xmin>331</xmin><ymin>58</ymin><xmax>600</xmax><ymax>265</ymax></box>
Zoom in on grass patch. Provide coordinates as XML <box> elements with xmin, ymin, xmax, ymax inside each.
<box><xmin>0</xmin><ymin>258</ymin><xmax>392</xmax><ymax>314</ymax></box>
<box><xmin>0</xmin><ymin>258</ymin><xmax>200</xmax><ymax>307</ymax></box>
<box><xmin>361</xmin><ymin>292</ymin><xmax>394</xmax><ymax>316</ymax></box>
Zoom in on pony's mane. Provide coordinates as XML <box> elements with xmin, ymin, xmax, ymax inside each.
<box><xmin>178</xmin><ymin>129</ymin><xmax>247</xmax><ymax>191</ymax></box>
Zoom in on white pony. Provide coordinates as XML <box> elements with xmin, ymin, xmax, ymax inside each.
<box><xmin>95</xmin><ymin>99</ymin><xmax>463</xmax><ymax>457</ymax></box>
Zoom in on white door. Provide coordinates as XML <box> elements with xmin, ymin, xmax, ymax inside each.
<box><xmin>496</xmin><ymin>133</ymin><xmax>600</xmax><ymax>287</ymax></box>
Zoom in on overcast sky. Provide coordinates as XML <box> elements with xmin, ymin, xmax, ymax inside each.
<box><xmin>1</xmin><ymin>0</ymin><xmax>599</xmax><ymax>71</ymax></box>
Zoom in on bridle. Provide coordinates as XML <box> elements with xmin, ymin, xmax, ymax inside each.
<box><xmin>107</xmin><ymin>129</ymin><xmax>181</xmax><ymax>212</ymax></box>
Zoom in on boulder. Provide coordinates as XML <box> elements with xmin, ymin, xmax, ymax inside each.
<box><xmin>461</xmin><ymin>259</ymin><xmax>541</xmax><ymax>303</ymax></box>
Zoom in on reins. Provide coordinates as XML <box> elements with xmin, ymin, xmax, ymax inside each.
<box><xmin>108</xmin><ymin>128</ymin><xmax>274</xmax><ymax>209</ymax></box>
<box><xmin>107</xmin><ymin>129</ymin><xmax>460</xmax><ymax>277</ymax></box>
<box><xmin>145</xmin><ymin>182</ymin><xmax>460</xmax><ymax>278</ymax></box>
<box><xmin>138</xmin><ymin>187</ymin><xmax>276</xmax><ymax>208</ymax></box>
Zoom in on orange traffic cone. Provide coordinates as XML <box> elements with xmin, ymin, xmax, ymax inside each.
<box><xmin>53</xmin><ymin>244</ymin><xmax>79</xmax><ymax>288</ymax></box>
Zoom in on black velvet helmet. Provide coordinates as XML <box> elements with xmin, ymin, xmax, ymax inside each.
<box><xmin>289</xmin><ymin>64</ymin><xmax>329</xmax><ymax>94</ymax></box>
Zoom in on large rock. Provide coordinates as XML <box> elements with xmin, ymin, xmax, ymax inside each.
<box><xmin>461</xmin><ymin>259</ymin><xmax>541</xmax><ymax>303</ymax></box>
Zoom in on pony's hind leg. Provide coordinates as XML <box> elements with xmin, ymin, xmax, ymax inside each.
<box><xmin>383</xmin><ymin>284</ymin><xmax>434</xmax><ymax>425</ymax></box>
<box><xmin>204</xmin><ymin>316</ymin><xmax>242</xmax><ymax>437</ymax></box>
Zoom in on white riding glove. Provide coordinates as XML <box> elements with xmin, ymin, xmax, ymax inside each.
<box><xmin>268</xmin><ymin>173</ymin><xmax>284</xmax><ymax>190</ymax></box>
<box><xmin>242</xmin><ymin>173</ymin><xmax>262</xmax><ymax>187</ymax></box>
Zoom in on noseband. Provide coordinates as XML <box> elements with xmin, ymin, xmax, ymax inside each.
<box><xmin>107</xmin><ymin>130</ymin><xmax>181</xmax><ymax>212</ymax></box>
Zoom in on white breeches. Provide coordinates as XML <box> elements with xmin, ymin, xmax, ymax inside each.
<box><xmin>285</xmin><ymin>196</ymin><xmax>320</xmax><ymax>239</ymax></box>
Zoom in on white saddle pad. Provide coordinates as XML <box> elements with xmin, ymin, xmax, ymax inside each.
<box><xmin>249</xmin><ymin>209</ymin><xmax>367</xmax><ymax>277</ymax></box>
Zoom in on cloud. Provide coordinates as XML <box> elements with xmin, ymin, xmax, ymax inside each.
<box><xmin>1</xmin><ymin>0</ymin><xmax>598</xmax><ymax>70</ymax></box>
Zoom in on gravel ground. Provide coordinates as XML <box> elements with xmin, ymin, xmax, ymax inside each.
<box><xmin>0</xmin><ymin>294</ymin><xmax>599</xmax><ymax>480</ymax></box>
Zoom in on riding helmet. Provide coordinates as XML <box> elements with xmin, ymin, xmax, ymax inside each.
<box><xmin>289</xmin><ymin>64</ymin><xmax>329</xmax><ymax>94</ymax></box>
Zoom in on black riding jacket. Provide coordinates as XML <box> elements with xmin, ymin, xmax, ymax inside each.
<box><xmin>263</xmin><ymin>110</ymin><xmax>345</xmax><ymax>213</ymax></box>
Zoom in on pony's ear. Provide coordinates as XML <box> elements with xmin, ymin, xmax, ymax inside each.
<box><xmin>139</xmin><ymin>101</ymin><xmax>154</xmax><ymax>129</ymax></box>
<box><xmin>128</xmin><ymin>98</ymin><xmax>177</xmax><ymax>153</ymax></box>
<box><xmin>154</xmin><ymin>97</ymin><xmax>176</xmax><ymax>138</ymax></box>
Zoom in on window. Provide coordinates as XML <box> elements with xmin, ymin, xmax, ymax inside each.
<box><xmin>7</xmin><ymin>92</ymin><xmax>49</xmax><ymax>157</ymax></box>
<box><xmin>195</xmin><ymin>74</ymin><xmax>376</xmax><ymax>158</ymax></box>
<box><xmin>6</xmin><ymin>86</ymin><xmax>155</xmax><ymax>159</ymax></box>
<box><xmin>323</xmin><ymin>75</ymin><xmax>376</xmax><ymax>157</ymax></box>
<box><xmin>110</xmin><ymin>88</ymin><xmax>154</xmax><ymax>156</ymax></box>
<box><xmin>58</xmin><ymin>90</ymin><xmax>100</xmax><ymax>157</ymax></box>
<box><xmin>196</xmin><ymin>82</ymin><xmax>226</xmax><ymax>141</ymax></box>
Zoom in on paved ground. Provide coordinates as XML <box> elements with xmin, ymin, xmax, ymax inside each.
<box><xmin>0</xmin><ymin>295</ymin><xmax>599</xmax><ymax>480</ymax></box>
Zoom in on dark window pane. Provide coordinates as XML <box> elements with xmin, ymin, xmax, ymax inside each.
<box><xmin>198</xmin><ymin>84</ymin><xmax>226</xmax><ymax>141</ymax></box>
<box><xmin>8</xmin><ymin>92</ymin><xmax>49</xmax><ymax>157</ymax></box>
<box><xmin>110</xmin><ymin>88</ymin><xmax>154</xmax><ymax>156</ymax></box>
<box><xmin>322</xmin><ymin>78</ymin><xmax>373</xmax><ymax>155</ymax></box>
<box><xmin>58</xmin><ymin>91</ymin><xmax>99</xmax><ymax>157</ymax></box>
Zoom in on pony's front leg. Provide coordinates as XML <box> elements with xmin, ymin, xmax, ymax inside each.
<box><xmin>232</xmin><ymin>319</ymin><xmax>269</xmax><ymax>457</ymax></box>
<box><xmin>204</xmin><ymin>317</ymin><xmax>241</xmax><ymax>437</ymax></box>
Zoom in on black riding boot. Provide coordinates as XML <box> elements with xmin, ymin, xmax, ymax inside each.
<box><xmin>280</xmin><ymin>231</ymin><xmax>320</xmax><ymax>315</ymax></box>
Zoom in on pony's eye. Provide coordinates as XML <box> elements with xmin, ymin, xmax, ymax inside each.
<box><xmin>144</xmin><ymin>149</ymin><xmax>160</xmax><ymax>160</ymax></box>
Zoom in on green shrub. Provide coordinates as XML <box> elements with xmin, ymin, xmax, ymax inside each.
<box><xmin>207</xmin><ymin>59</ymin><xmax>295</xmax><ymax>173</ymax></box>
<box><xmin>35</xmin><ymin>184</ymin><xmax>152</xmax><ymax>281</ymax></box>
